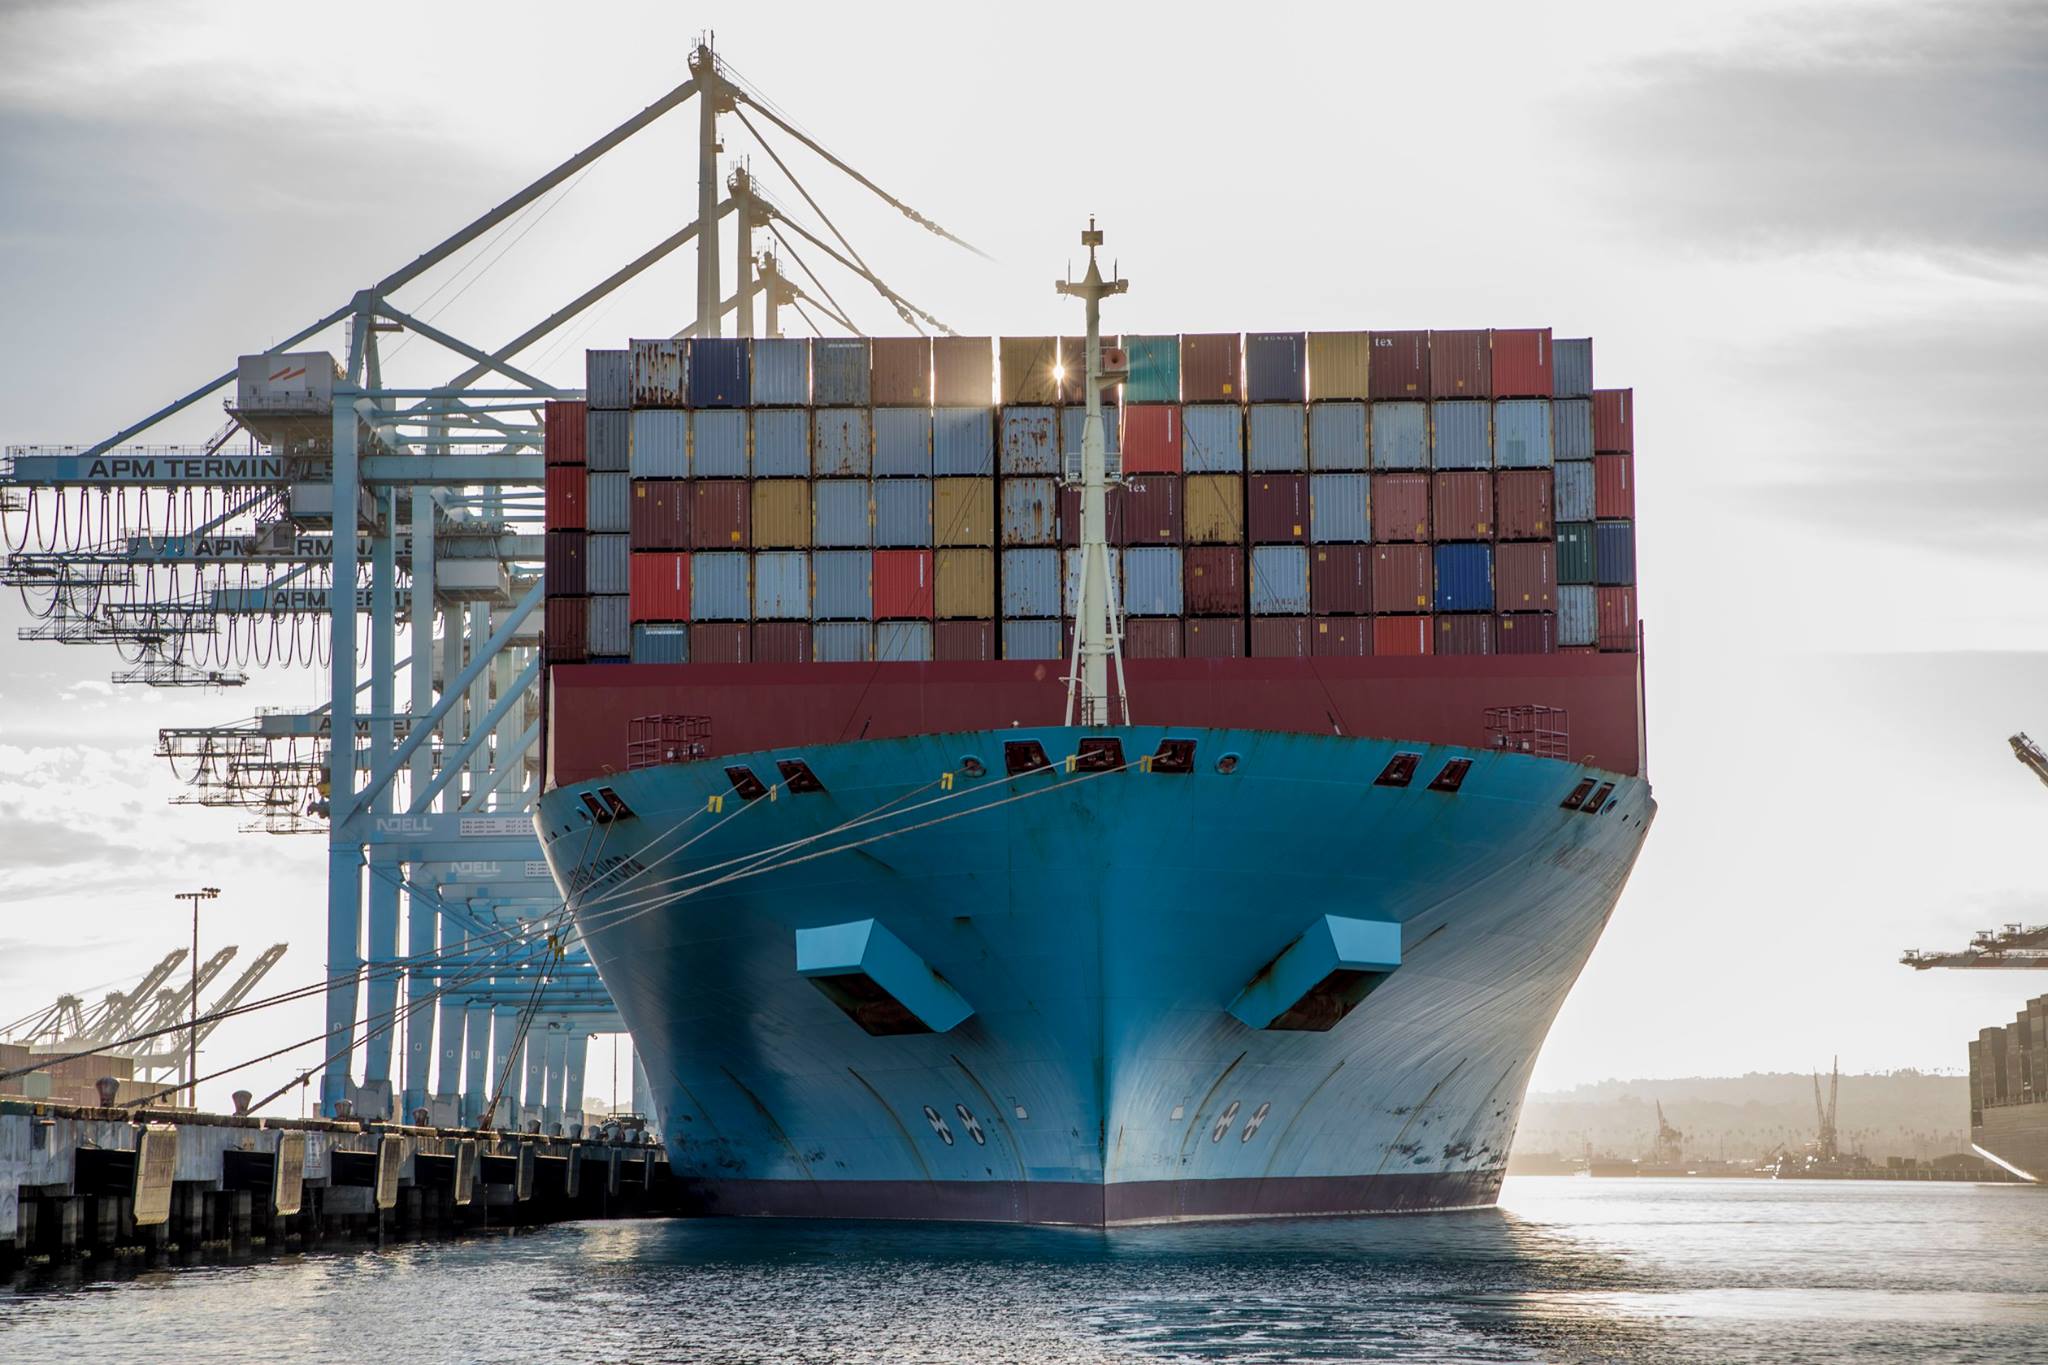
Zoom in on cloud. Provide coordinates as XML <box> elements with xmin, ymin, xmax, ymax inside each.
<box><xmin>1586</xmin><ymin>1</ymin><xmax>2048</xmax><ymax>256</ymax></box>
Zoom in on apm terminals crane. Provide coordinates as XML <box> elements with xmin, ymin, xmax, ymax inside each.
<box><xmin>1901</xmin><ymin>734</ymin><xmax>2048</xmax><ymax>970</ymax></box>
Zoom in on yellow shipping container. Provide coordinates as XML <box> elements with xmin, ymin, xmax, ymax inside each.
<box><xmin>1183</xmin><ymin>473</ymin><xmax>1245</xmax><ymax>544</ymax></box>
<box><xmin>751</xmin><ymin>479</ymin><xmax>812</xmax><ymax>548</ymax></box>
<box><xmin>1305</xmin><ymin>331</ymin><xmax>1371</xmax><ymax>401</ymax></box>
<box><xmin>934</xmin><ymin>477</ymin><xmax>995</xmax><ymax>547</ymax></box>
<box><xmin>934</xmin><ymin>548</ymin><xmax>994</xmax><ymax>619</ymax></box>
<box><xmin>999</xmin><ymin>335</ymin><xmax>1059</xmax><ymax>405</ymax></box>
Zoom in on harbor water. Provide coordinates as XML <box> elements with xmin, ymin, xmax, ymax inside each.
<box><xmin>3</xmin><ymin>1178</ymin><xmax>2043</xmax><ymax>1363</ymax></box>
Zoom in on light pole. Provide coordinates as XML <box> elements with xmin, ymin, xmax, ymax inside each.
<box><xmin>175</xmin><ymin>887</ymin><xmax>220</xmax><ymax>1107</ymax></box>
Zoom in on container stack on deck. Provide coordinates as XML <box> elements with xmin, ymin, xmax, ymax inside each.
<box><xmin>539</xmin><ymin>331</ymin><xmax>1639</xmax><ymax>664</ymax></box>
<box><xmin>1970</xmin><ymin>992</ymin><xmax>2048</xmax><ymax>1127</ymax></box>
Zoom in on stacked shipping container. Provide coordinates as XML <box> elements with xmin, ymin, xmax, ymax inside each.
<box><xmin>539</xmin><ymin>331</ymin><xmax>1639</xmax><ymax>665</ymax></box>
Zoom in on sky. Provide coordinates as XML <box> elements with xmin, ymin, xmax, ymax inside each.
<box><xmin>1</xmin><ymin>0</ymin><xmax>2045</xmax><ymax>1115</ymax></box>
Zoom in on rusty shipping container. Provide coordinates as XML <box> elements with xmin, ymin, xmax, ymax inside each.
<box><xmin>1371</xmin><ymin>543</ymin><xmax>1432</xmax><ymax>613</ymax></box>
<box><xmin>1495</xmin><ymin>470</ymin><xmax>1553</xmax><ymax>541</ymax></box>
<box><xmin>1432</xmin><ymin>471</ymin><xmax>1494</xmax><ymax>540</ymax></box>
<box><xmin>1180</xmin><ymin>333</ymin><xmax>1241</xmax><ymax>401</ymax></box>
<box><xmin>1312</xmin><ymin>615</ymin><xmax>1371</xmax><ymax>656</ymax></box>
<box><xmin>933</xmin><ymin>336</ymin><xmax>994</xmax><ymax>406</ymax></box>
<box><xmin>630</xmin><ymin>338</ymin><xmax>686</xmax><ymax>407</ymax></box>
<box><xmin>1306</xmin><ymin>332</ymin><xmax>1371</xmax><ymax>402</ymax></box>
<box><xmin>1000</xmin><ymin>477</ymin><xmax>1059</xmax><ymax>546</ymax></box>
<box><xmin>630</xmin><ymin>480</ymin><xmax>690</xmax><ymax>549</ymax></box>
<box><xmin>1371</xmin><ymin>473</ymin><xmax>1430</xmax><ymax>542</ymax></box>
<box><xmin>999</xmin><ymin>406</ymin><xmax>1060</xmax><ymax>475</ymax></box>
<box><xmin>691</xmin><ymin>481</ymin><xmax>750</xmax><ymax>549</ymax></box>
<box><xmin>1369</xmin><ymin>331</ymin><xmax>1429</xmax><ymax>398</ymax></box>
<box><xmin>1429</xmin><ymin>330</ymin><xmax>1491</xmax><ymax>399</ymax></box>
<box><xmin>689</xmin><ymin>622</ymin><xmax>750</xmax><ymax>664</ymax></box>
<box><xmin>1184</xmin><ymin>545</ymin><xmax>1245</xmax><ymax>615</ymax></box>
<box><xmin>1309</xmin><ymin>545</ymin><xmax>1371</xmax><ymax>615</ymax></box>
<box><xmin>1490</xmin><ymin>328</ymin><xmax>1552</xmax><ymax>398</ymax></box>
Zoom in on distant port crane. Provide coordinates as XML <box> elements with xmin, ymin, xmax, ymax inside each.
<box><xmin>1902</xmin><ymin>734</ymin><xmax>2048</xmax><ymax>970</ymax></box>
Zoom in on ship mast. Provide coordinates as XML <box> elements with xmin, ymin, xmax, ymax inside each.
<box><xmin>1057</xmin><ymin>220</ymin><xmax>1130</xmax><ymax>726</ymax></box>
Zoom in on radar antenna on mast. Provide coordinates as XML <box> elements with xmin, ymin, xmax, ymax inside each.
<box><xmin>1056</xmin><ymin>219</ymin><xmax>1130</xmax><ymax>727</ymax></box>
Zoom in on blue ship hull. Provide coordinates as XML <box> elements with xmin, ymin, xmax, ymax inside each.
<box><xmin>537</xmin><ymin>725</ymin><xmax>1652</xmax><ymax>1225</ymax></box>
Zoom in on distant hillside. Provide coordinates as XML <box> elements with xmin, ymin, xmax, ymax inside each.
<box><xmin>1513</xmin><ymin>1071</ymin><xmax>1970</xmax><ymax>1162</ymax></box>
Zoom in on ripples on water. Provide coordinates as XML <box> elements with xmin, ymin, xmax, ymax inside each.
<box><xmin>3</xmin><ymin>1178</ymin><xmax>2044</xmax><ymax>1363</ymax></box>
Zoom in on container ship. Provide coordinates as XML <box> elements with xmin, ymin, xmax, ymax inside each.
<box><xmin>535</xmin><ymin>236</ymin><xmax>1655</xmax><ymax>1224</ymax></box>
<box><xmin>1969</xmin><ymin>990</ymin><xmax>2048</xmax><ymax>1182</ymax></box>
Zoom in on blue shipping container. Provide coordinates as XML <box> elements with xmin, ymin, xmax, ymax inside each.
<box><xmin>1371</xmin><ymin>402</ymin><xmax>1427</xmax><ymax>470</ymax></box>
<box><xmin>811</xmin><ymin>549</ymin><xmax>872</xmax><ymax>619</ymax></box>
<box><xmin>1595</xmin><ymin>521</ymin><xmax>1637</xmax><ymax>586</ymax></box>
<box><xmin>589</xmin><ymin>596</ymin><xmax>630</xmax><ymax>657</ymax></box>
<box><xmin>1182</xmin><ymin>405</ymin><xmax>1244</xmax><ymax>472</ymax></box>
<box><xmin>587</xmin><ymin>534</ymin><xmax>629</xmax><ymax>594</ymax></box>
<box><xmin>753</xmin><ymin>550</ymin><xmax>810</xmax><ymax>619</ymax></box>
<box><xmin>1558</xmin><ymin>585</ymin><xmax>1596</xmax><ymax>646</ymax></box>
<box><xmin>1000</xmin><ymin>548</ymin><xmax>1061</xmax><ymax>618</ymax></box>
<box><xmin>691</xmin><ymin>409</ymin><xmax>748</xmax><ymax>477</ymax></box>
<box><xmin>1494</xmin><ymin>399</ymin><xmax>1553</xmax><ymax>468</ymax></box>
<box><xmin>873</xmin><ymin>408</ymin><xmax>932</xmax><ymax>477</ymax></box>
<box><xmin>691</xmin><ymin>552</ymin><xmax>750</xmax><ymax>621</ymax></box>
<box><xmin>1432</xmin><ymin>401</ymin><xmax>1491</xmax><ymax>470</ymax></box>
<box><xmin>1244</xmin><ymin>332</ymin><xmax>1307</xmax><ymax>403</ymax></box>
<box><xmin>687</xmin><ymin>338</ymin><xmax>749</xmax><ymax>407</ymax></box>
<box><xmin>1308</xmin><ymin>402</ymin><xmax>1368</xmax><ymax>471</ymax></box>
<box><xmin>1433</xmin><ymin>543</ymin><xmax>1494</xmax><ymax>611</ymax></box>
<box><xmin>813</xmin><ymin>409</ymin><xmax>871</xmax><ymax>476</ymax></box>
<box><xmin>934</xmin><ymin>407</ymin><xmax>995</xmax><ymax>476</ymax></box>
<box><xmin>751</xmin><ymin>337</ymin><xmax>810</xmax><ymax>405</ymax></box>
<box><xmin>875</xmin><ymin>620</ymin><xmax>932</xmax><ymax>661</ymax></box>
<box><xmin>1309</xmin><ymin>473</ymin><xmax>1371</xmax><ymax>543</ymax></box>
<box><xmin>813</xmin><ymin>620</ymin><xmax>873</xmax><ymax>662</ymax></box>
<box><xmin>813</xmin><ymin>480</ymin><xmax>872</xmax><ymax>548</ymax></box>
<box><xmin>1124</xmin><ymin>335</ymin><xmax>1181</xmax><ymax>404</ymax></box>
<box><xmin>585</xmin><ymin>349</ymin><xmax>632</xmax><ymax>410</ymax></box>
<box><xmin>628</xmin><ymin>410</ymin><xmax>686</xmax><ymax>478</ymax></box>
<box><xmin>1124</xmin><ymin>546</ymin><xmax>1184</xmax><ymax>616</ymax></box>
<box><xmin>753</xmin><ymin>409</ymin><xmax>810</xmax><ymax>477</ymax></box>
<box><xmin>1553</xmin><ymin>398</ymin><xmax>1594</xmax><ymax>461</ymax></box>
<box><xmin>873</xmin><ymin>479</ymin><xmax>933</xmax><ymax>547</ymax></box>
<box><xmin>1552</xmin><ymin>338</ymin><xmax>1593</xmax><ymax>398</ymax></box>
<box><xmin>1060</xmin><ymin>406</ymin><xmax>1122</xmax><ymax>455</ymax></box>
<box><xmin>1063</xmin><ymin>547</ymin><xmax>1123</xmax><ymax>617</ymax></box>
<box><xmin>1247</xmin><ymin>404</ymin><xmax>1307</xmax><ymax>471</ymax></box>
<box><xmin>1249</xmin><ymin>544</ymin><xmax>1311</xmax><ymax>615</ymax></box>
<box><xmin>812</xmin><ymin>337</ymin><xmax>871</xmax><ymax>405</ymax></box>
<box><xmin>999</xmin><ymin>406</ymin><xmax>1059</xmax><ymax>474</ymax></box>
<box><xmin>587</xmin><ymin>475</ymin><xmax>629</xmax><ymax>534</ymax></box>
<box><xmin>1002</xmin><ymin>618</ymin><xmax>1062</xmax><ymax>661</ymax></box>
<box><xmin>631</xmin><ymin>623</ymin><xmax>689</xmax><ymax>663</ymax></box>
<box><xmin>1553</xmin><ymin>461</ymin><xmax>1595</xmax><ymax>522</ymax></box>
<box><xmin>999</xmin><ymin>477</ymin><xmax>1058</xmax><ymax>546</ymax></box>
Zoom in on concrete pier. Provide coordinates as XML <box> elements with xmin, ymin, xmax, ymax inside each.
<box><xmin>0</xmin><ymin>1097</ymin><xmax>674</xmax><ymax>1275</ymax></box>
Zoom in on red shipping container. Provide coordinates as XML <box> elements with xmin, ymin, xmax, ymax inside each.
<box><xmin>689</xmin><ymin>622</ymin><xmax>749</xmax><ymax>663</ymax></box>
<box><xmin>873</xmin><ymin>550</ymin><xmax>935</xmax><ymax>619</ymax></box>
<box><xmin>1184</xmin><ymin>617</ymin><xmax>1246</xmax><ymax>658</ymax></box>
<box><xmin>1372</xmin><ymin>615</ymin><xmax>1433</xmax><ymax>656</ymax></box>
<box><xmin>1437</xmin><ymin>614</ymin><xmax>1495</xmax><ymax>655</ymax></box>
<box><xmin>1370</xmin><ymin>473</ymin><xmax>1430</xmax><ymax>542</ymax></box>
<box><xmin>691</xmin><ymin>480</ymin><xmax>750</xmax><ymax>549</ymax></box>
<box><xmin>1368</xmin><ymin>330</ymin><xmax>1429</xmax><ymax>398</ymax></box>
<box><xmin>1593</xmin><ymin>388</ymin><xmax>1633</xmax><ymax>452</ymax></box>
<box><xmin>1309</xmin><ymin>545</ymin><xmax>1371</xmax><ymax>615</ymax></box>
<box><xmin>629</xmin><ymin>551</ymin><xmax>690</xmax><ymax>623</ymax></box>
<box><xmin>1121</xmin><ymin>476</ymin><xmax>1183</xmax><ymax>544</ymax></box>
<box><xmin>1495</xmin><ymin>541</ymin><xmax>1556</xmax><ymax>610</ymax></box>
<box><xmin>1059</xmin><ymin>484</ymin><xmax>1127</xmax><ymax>547</ymax></box>
<box><xmin>544</xmin><ymin>596</ymin><xmax>589</xmax><ymax>662</ymax></box>
<box><xmin>1370</xmin><ymin>544</ymin><xmax>1431</xmax><ymax>613</ymax></box>
<box><xmin>1184</xmin><ymin>546</ymin><xmax>1246</xmax><ymax>614</ymax></box>
<box><xmin>1495</xmin><ymin>612</ymin><xmax>1556</xmax><ymax>655</ymax></box>
<box><xmin>545</xmin><ymin>465</ymin><xmax>585</xmax><ymax>529</ymax></box>
<box><xmin>870</xmin><ymin>336</ymin><xmax>933</xmax><ymax>406</ymax></box>
<box><xmin>1597</xmin><ymin>586</ymin><xmax>1638</xmax><ymax>651</ymax></box>
<box><xmin>1311</xmin><ymin>615</ymin><xmax>1371</xmax><ymax>656</ymax></box>
<box><xmin>1180</xmin><ymin>333</ymin><xmax>1241</xmax><ymax>401</ymax></box>
<box><xmin>1247</xmin><ymin>474</ymin><xmax>1309</xmax><ymax>544</ymax></box>
<box><xmin>933</xmin><ymin>619</ymin><xmax>994</xmax><ymax>661</ymax></box>
<box><xmin>1122</xmin><ymin>405</ymin><xmax>1182</xmax><ymax>474</ymax></box>
<box><xmin>1495</xmin><ymin>470</ymin><xmax>1553</xmax><ymax>541</ymax></box>
<box><xmin>932</xmin><ymin>336</ymin><xmax>993</xmax><ymax>406</ymax></box>
<box><xmin>544</xmin><ymin>399</ymin><xmax>587</xmax><ymax>466</ymax></box>
<box><xmin>1490</xmin><ymin>328</ymin><xmax>1553</xmax><ymax>398</ymax></box>
<box><xmin>631</xmin><ymin>479</ymin><xmax>690</xmax><ymax>549</ymax></box>
<box><xmin>1124</xmin><ymin>617</ymin><xmax>1183</xmax><ymax>659</ymax></box>
<box><xmin>1594</xmin><ymin>452</ymin><xmax>1635</xmax><ymax>519</ymax></box>
<box><xmin>544</xmin><ymin>530</ymin><xmax>587</xmax><ymax>597</ymax></box>
<box><xmin>1432</xmin><ymin>471</ymin><xmax>1494</xmax><ymax>540</ymax></box>
<box><xmin>1429</xmin><ymin>330</ymin><xmax>1492</xmax><ymax>399</ymax></box>
<box><xmin>752</xmin><ymin>621</ymin><xmax>812</xmax><ymax>663</ymax></box>
<box><xmin>1251</xmin><ymin>618</ymin><xmax>1310</xmax><ymax>657</ymax></box>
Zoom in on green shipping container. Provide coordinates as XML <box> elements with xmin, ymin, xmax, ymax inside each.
<box><xmin>1124</xmin><ymin>335</ymin><xmax>1180</xmax><ymax>404</ymax></box>
<box><xmin>1556</xmin><ymin>522</ymin><xmax>1595</xmax><ymax>584</ymax></box>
